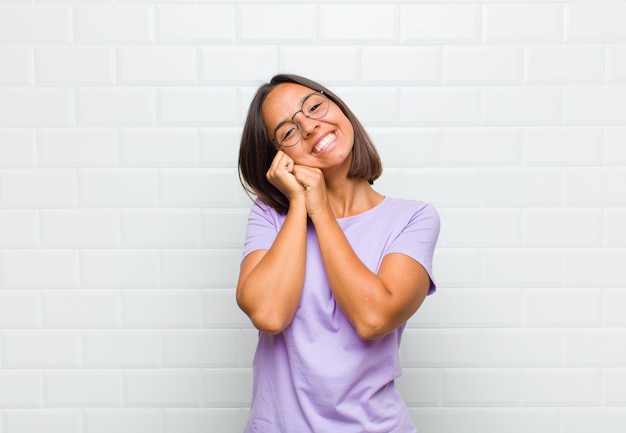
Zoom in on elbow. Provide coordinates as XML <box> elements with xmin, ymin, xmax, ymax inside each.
<box><xmin>249</xmin><ymin>312</ymin><xmax>292</xmax><ymax>335</ymax></box>
<box><xmin>354</xmin><ymin>318</ymin><xmax>393</xmax><ymax>340</ymax></box>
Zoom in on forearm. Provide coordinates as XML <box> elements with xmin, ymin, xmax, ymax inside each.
<box><xmin>237</xmin><ymin>199</ymin><xmax>308</xmax><ymax>333</ymax></box>
<box><xmin>310</xmin><ymin>209</ymin><xmax>393</xmax><ymax>337</ymax></box>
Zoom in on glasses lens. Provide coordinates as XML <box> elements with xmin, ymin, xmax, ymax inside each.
<box><xmin>303</xmin><ymin>93</ymin><xmax>329</xmax><ymax>120</ymax></box>
<box><xmin>276</xmin><ymin>121</ymin><xmax>300</xmax><ymax>148</ymax></box>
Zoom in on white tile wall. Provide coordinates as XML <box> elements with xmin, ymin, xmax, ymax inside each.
<box><xmin>0</xmin><ymin>2</ymin><xmax>624</xmax><ymax>433</ymax></box>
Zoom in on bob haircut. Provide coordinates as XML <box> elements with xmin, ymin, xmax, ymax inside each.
<box><xmin>238</xmin><ymin>74</ymin><xmax>383</xmax><ymax>215</ymax></box>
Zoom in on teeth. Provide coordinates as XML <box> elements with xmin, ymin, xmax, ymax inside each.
<box><xmin>314</xmin><ymin>133</ymin><xmax>335</xmax><ymax>153</ymax></box>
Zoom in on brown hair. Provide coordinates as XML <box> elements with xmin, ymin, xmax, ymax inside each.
<box><xmin>238</xmin><ymin>74</ymin><xmax>382</xmax><ymax>214</ymax></box>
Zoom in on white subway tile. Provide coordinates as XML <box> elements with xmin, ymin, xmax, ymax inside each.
<box><xmin>442</xmin><ymin>127</ymin><xmax>522</xmax><ymax>166</ymax></box>
<box><xmin>0</xmin><ymin>169</ymin><xmax>76</xmax><ymax>208</ymax></box>
<box><xmin>564</xmin><ymin>86</ymin><xmax>626</xmax><ymax>124</ymax></box>
<box><xmin>333</xmin><ymin>87</ymin><xmax>398</xmax><ymax>125</ymax></box>
<box><xmin>0</xmin><ymin>47</ymin><xmax>33</xmax><ymax>85</ymax></box>
<box><xmin>0</xmin><ymin>251</ymin><xmax>78</xmax><ymax>289</ymax></box>
<box><xmin>432</xmin><ymin>249</ymin><xmax>481</xmax><ymax>288</ymax></box>
<box><xmin>84</xmin><ymin>409</ymin><xmax>161</xmax><ymax>433</ymax></box>
<box><xmin>524</xmin><ymin>288</ymin><xmax>602</xmax><ymax>327</ymax></box>
<box><xmin>75</xmin><ymin>5</ymin><xmax>153</xmax><ymax>44</ymax></box>
<box><xmin>39</xmin><ymin>129</ymin><xmax>118</xmax><ymax>167</ymax></box>
<box><xmin>0</xmin><ymin>291</ymin><xmax>40</xmax><ymax>328</ymax></box>
<box><xmin>562</xmin><ymin>329</ymin><xmax>626</xmax><ymax>367</ymax></box>
<box><xmin>444</xmin><ymin>369</ymin><xmax>520</xmax><ymax>405</ymax></box>
<box><xmin>0</xmin><ymin>5</ymin><xmax>70</xmax><ymax>43</ymax></box>
<box><xmin>523</xmin><ymin>209</ymin><xmax>603</xmax><ymax>247</ymax></box>
<box><xmin>123</xmin><ymin>290</ymin><xmax>203</xmax><ymax>328</ymax></box>
<box><xmin>563</xmin><ymin>168</ymin><xmax>626</xmax><ymax>206</ymax></box>
<box><xmin>401</xmin><ymin>168</ymin><xmax>480</xmax><ymax>207</ymax></box>
<box><xmin>205</xmin><ymin>369</ymin><xmax>252</xmax><ymax>406</ymax></box>
<box><xmin>400</xmin><ymin>5</ymin><xmax>480</xmax><ymax>43</ymax></box>
<box><xmin>606</xmin><ymin>209</ymin><xmax>626</xmax><ymax>246</ymax></box>
<box><xmin>401</xmin><ymin>87</ymin><xmax>480</xmax><ymax>125</ymax></box>
<box><xmin>204</xmin><ymin>290</ymin><xmax>251</xmax><ymax>328</ymax></box>
<box><xmin>605</xmin><ymin>127</ymin><xmax>626</xmax><ymax>165</ymax></box>
<box><xmin>41</xmin><ymin>210</ymin><xmax>119</xmax><ymax>248</ymax></box>
<box><xmin>482</xmin><ymin>168</ymin><xmax>560</xmax><ymax>206</ymax></box>
<box><xmin>4</xmin><ymin>409</ymin><xmax>82</xmax><ymax>433</ymax></box>
<box><xmin>83</xmin><ymin>331</ymin><xmax>160</xmax><ymax>368</ymax></box>
<box><xmin>2</xmin><ymin>330</ymin><xmax>80</xmax><ymax>368</ymax></box>
<box><xmin>403</xmin><ymin>329</ymin><xmax>481</xmax><ymax>367</ymax></box>
<box><xmin>607</xmin><ymin>45</ymin><xmax>626</xmax><ymax>83</ymax></box>
<box><xmin>481</xmin><ymin>86</ymin><xmax>561</xmax><ymax>125</ymax></box>
<box><xmin>525</xmin><ymin>45</ymin><xmax>604</xmax><ymax>84</ymax></box>
<box><xmin>370</xmin><ymin>128</ymin><xmax>440</xmax><ymax>168</ymax></box>
<box><xmin>200</xmin><ymin>46</ymin><xmax>278</xmax><ymax>83</ymax></box>
<box><xmin>0</xmin><ymin>129</ymin><xmax>36</xmax><ymax>167</ymax></box>
<box><xmin>125</xmin><ymin>370</ymin><xmax>203</xmax><ymax>407</ymax></box>
<box><xmin>199</xmin><ymin>128</ymin><xmax>239</xmax><ymax>169</ymax></box>
<box><xmin>163</xmin><ymin>330</ymin><xmax>241</xmax><ymax>367</ymax></box>
<box><xmin>161</xmin><ymin>250</ymin><xmax>240</xmax><ymax>288</ymax></box>
<box><xmin>566</xmin><ymin>3</ymin><xmax>626</xmax><ymax>42</ymax></box>
<box><xmin>523</xmin><ymin>126</ymin><xmax>603</xmax><ymax>166</ymax></box>
<box><xmin>362</xmin><ymin>47</ymin><xmax>439</xmax><ymax>84</ymax></box>
<box><xmin>523</xmin><ymin>368</ymin><xmax>600</xmax><ymax>405</ymax></box>
<box><xmin>164</xmin><ymin>408</ymin><xmax>245</xmax><ymax>433</ymax></box>
<box><xmin>120</xmin><ymin>128</ymin><xmax>198</xmax><ymax>167</ymax></box>
<box><xmin>0</xmin><ymin>210</ymin><xmax>38</xmax><ymax>248</ymax></box>
<box><xmin>159</xmin><ymin>169</ymin><xmax>248</xmax><ymax>207</ymax></box>
<box><xmin>606</xmin><ymin>288</ymin><xmax>626</xmax><ymax>326</ymax></box>
<box><xmin>157</xmin><ymin>88</ymin><xmax>237</xmax><ymax>126</ymax></box>
<box><xmin>121</xmin><ymin>210</ymin><xmax>201</xmax><ymax>247</ymax></box>
<box><xmin>482</xmin><ymin>409</ymin><xmax>559</xmax><ymax>433</ymax></box>
<box><xmin>118</xmin><ymin>46</ymin><xmax>196</xmax><ymax>85</ymax></box>
<box><xmin>563</xmin><ymin>248</ymin><xmax>626</xmax><ymax>287</ymax></box>
<box><xmin>561</xmin><ymin>408</ymin><xmax>626</xmax><ymax>433</ymax></box>
<box><xmin>0</xmin><ymin>88</ymin><xmax>74</xmax><ymax>126</ymax></box>
<box><xmin>157</xmin><ymin>5</ymin><xmax>235</xmax><ymax>43</ymax></box>
<box><xmin>439</xmin><ymin>208</ymin><xmax>521</xmax><ymax>247</ymax></box>
<box><xmin>396</xmin><ymin>369</ymin><xmax>441</xmax><ymax>406</ymax></box>
<box><xmin>483</xmin><ymin>329</ymin><xmax>560</xmax><ymax>367</ymax></box>
<box><xmin>280</xmin><ymin>46</ymin><xmax>359</xmax><ymax>84</ymax></box>
<box><xmin>37</xmin><ymin>47</ymin><xmax>115</xmax><ymax>85</ymax></box>
<box><xmin>81</xmin><ymin>251</ymin><xmax>158</xmax><ymax>289</ymax></box>
<box><xmin>0</xmin><ymin>372</ymin><xmax>42</xmax><ymax>407</ymax></box>
<box><xmin>410</xmin><ymin>408</ymin><xmax>481</xmax><ymax>433</ymax></box>
<box><xmin>239</xmin><ymin>5</ymin><xmax>316</xmax><ymax>42</ymax></box>
<box><xmin>482</xmin><ymin>249</ymin><xmax>560</xmax><ymax>287</ymax></box>
<box><xmin>445</xmin><ymin>289</ymin><xmax>522</xmax><ymax>327</ymax></box>
<box><xmin>602</xmin><ymin>370</ymin><xmax>626</xmax><ymax>405</ymax></box>
<box><xmin>320</xmin><ymin>5</ymin><xmax>396</xmax><ymax>42</ymax></box>
<box><xmin>443</xmin><ymin>46</ymin><xmax>522</xmax><ymax>84</ymax></box>
<box><xmin>78</xmin><ymin>169</ymin><xmax>157</xmax><ymax>207</ymax></box>
<box><xmin>45</xmin><ymin>371</ymin><xmax>123</xmax><ymax>407</ymax></box>
<box><xmin>43</xmin><ymin>290</ymin><xmax>121</xmax><ymax>328</ymax></box>
<box><xmin>484</xmin><ymin>4</ymin><xmax>563</xmax><ymax>42</ymax></box>
<box><xmin>203</xmin><ymin>210</ymin><xmax>248</xmax><ymax>248</ymax></box>
<box><xmin>77</xmin><ymin>88</ymin><xmax>155</xmax><ymax>126</ymax></box>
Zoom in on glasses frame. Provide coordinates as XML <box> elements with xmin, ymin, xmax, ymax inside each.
<box><xmin>271</xmin><ymin>91</ymin><xmax>329</xmax><ymax>149</ymax></box>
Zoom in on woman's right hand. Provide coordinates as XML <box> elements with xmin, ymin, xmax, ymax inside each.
<box><xmin>266</xmin><ymin>150</ymin><xmax>305</xmax><ymax>201</ymax></box>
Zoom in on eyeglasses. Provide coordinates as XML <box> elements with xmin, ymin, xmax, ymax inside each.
<box><xmin>271</xmin><ymin>91</ymin><xmax>330</xmax><ymax>148</ymax></box>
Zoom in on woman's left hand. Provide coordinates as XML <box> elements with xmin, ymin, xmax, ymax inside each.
<box><xmin>292</xmin><ymin>165</ymin><xmax>330</xmax><ymax>217</ymax></box>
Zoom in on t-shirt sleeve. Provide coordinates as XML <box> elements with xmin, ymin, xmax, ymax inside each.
<box><xmin>242</xmin><ymin>200</ymin><xmax>280</xmax><ymax>261</ymax></box>
<box><xmin>386</xmin><ymin>203</ymin><xmax>440</xmax><ymax>295</ymax></box>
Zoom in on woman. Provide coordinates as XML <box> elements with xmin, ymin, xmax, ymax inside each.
<box><xmin>237</xmin><ymin>74</ymin><xmax>440</xmax><ymax>432</ymax></box>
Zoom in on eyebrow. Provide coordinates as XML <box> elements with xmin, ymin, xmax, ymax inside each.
<box><xmin>271</xmin><ymin>92</ymin><xmax>317</xmax><ymax>139</ymax></box>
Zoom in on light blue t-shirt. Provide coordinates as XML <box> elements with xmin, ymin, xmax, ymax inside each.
<box><xmin>242</xmin><ymin>196</ymin><xmax>440</xmax><ymax>433</ymax></box>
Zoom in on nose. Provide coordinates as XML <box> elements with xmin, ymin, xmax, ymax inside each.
<box><xmin>293</xmin><ymin>112</ymin><xmax>319</xmax><ymax>138</ymax></box>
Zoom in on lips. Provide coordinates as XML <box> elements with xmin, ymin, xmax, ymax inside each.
<box><xmin>313</xmin><ymin>132</ymin><xmax>336</xmax><ymax>154</ymax></box>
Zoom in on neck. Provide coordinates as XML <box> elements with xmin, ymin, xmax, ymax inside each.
<box><xmin>324</xmin><ymin>176</ymin><xmax>383</xmax><ymax>219</ymax></box>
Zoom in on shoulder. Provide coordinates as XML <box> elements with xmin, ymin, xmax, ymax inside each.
<box><xmin>383</xmin><ymin>197</ymin><xmax>439</xmax><ymax>222</ymax></box>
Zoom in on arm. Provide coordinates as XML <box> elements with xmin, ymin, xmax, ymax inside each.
<box><xmin>310</xmin><ymin>208</ymin><xmax>431</xmax><ymax>340</ymax></box>
<box><xmin>236</xmin><ymin>151</ymin><xmax>308</xmax><ymax>334</ymax></box>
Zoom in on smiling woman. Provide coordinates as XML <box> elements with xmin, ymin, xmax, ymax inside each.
<box><xmin>236</xmin><ymin>74</ymin><xmax>440</xmax><ymax>433</ymax></box>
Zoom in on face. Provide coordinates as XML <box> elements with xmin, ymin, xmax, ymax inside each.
<box><xmin>262</xmin><ymin>83</ymin><xmax>354</xmax><ymax>171</ymax></box>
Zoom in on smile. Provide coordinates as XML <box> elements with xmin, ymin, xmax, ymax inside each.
<box><xmin>313</xmin><ymin>133</ymin><xmax>336</xmax><ymax>154</ymax></box>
